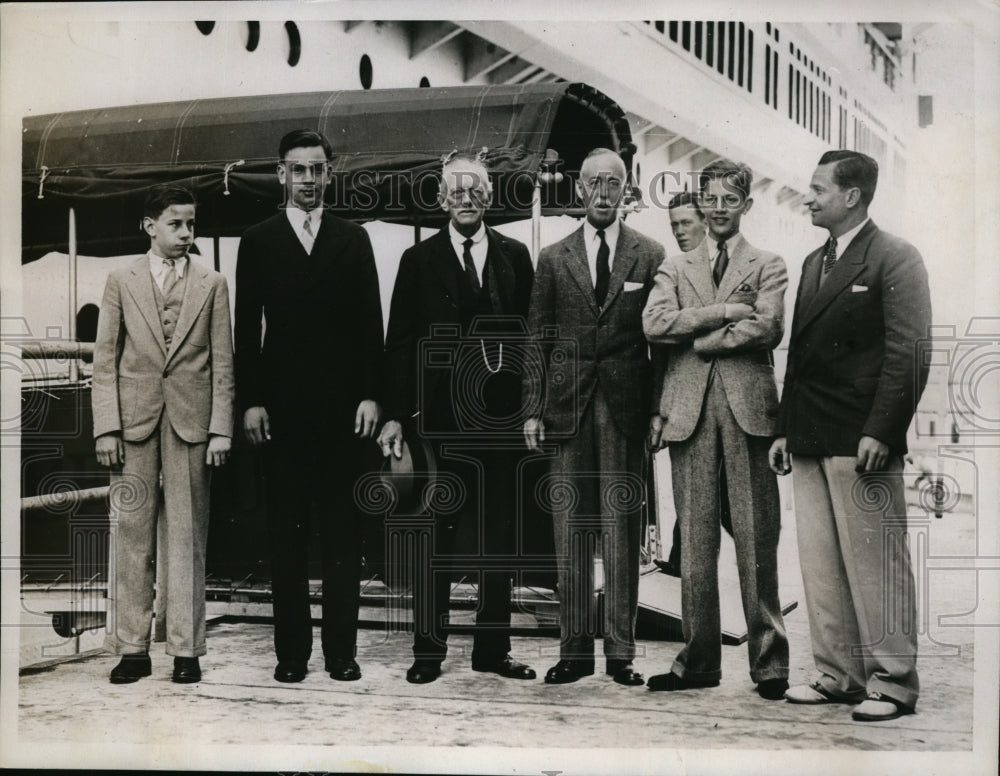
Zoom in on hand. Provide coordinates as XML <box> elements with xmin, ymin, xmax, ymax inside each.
<box><xmin>95</xmin><ymin>433</ymin><xmax>124</xmax><ymax>467</ymax></box>
<box><xmin>647</xmin><ymin>414</ymin><xmax>667</xmax><ymax>452</ymax></box>
<box><xmin>355</xmin><ymin>400</ymin><xmax>381</xmax><ymax>439</ymax></box>
<box><xmin>523</xmin><ymin>417</ymin><xmax>546</xmax><ymax>451</ymax></box>
<box><xmin>206</xmin><ymin>435</ymin><xmax>231</xmax><ymax>467</ymax></box>
<box><xmin>768</xmin><ymin>437</ymin><xmax>791</xmax><ymax>475</ymax></box>
<box><xmin>377</xmin><ymin>419</ymin><xmax>404</xmax><ymax>459</ymax></box>
<box><xmin>243</xmin><ymin>406</ymin><xmax>271</xmax><ymax>446</ymax></box>
<box><xmin>725</xmin><ymin>303</ymin><xmax>755</xmax><ymax>322</ymax></box>
<box><xmin>856</xmin><ymin>435</ymin><xmax>890</xmax><ymax>473</ymax></box>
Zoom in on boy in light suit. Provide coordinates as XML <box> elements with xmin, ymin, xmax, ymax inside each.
<box><xmin>642</xmin><ymin>160</ymin><xmax>789</xmax><ymax>699</ymax></box>
<box><xmin>93</xmin><ymin>184</ymin><xmax>234</xmax><ymax>684</ymax></box>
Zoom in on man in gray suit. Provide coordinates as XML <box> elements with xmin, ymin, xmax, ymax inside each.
<box><xmin>524</xmin><ymin>148</ymin><xmax>666</xmax><ymax>687</ymax></box>
<box><xmin>642</xmin><ymin>159</ymin><xmax>789</xmax><ymax>699</ymax></box>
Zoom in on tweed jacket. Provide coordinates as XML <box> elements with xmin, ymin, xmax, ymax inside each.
<box><xmin>642</xmin><ymin>235</ymin><xmax>788</xmax><ymax>442</ymax></box>
<box><xmin>525</xmin><ymin>222</ymin><xmax>666</xmax><ymax>442</ymax></box>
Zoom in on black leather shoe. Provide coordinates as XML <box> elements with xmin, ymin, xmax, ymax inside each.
<box><xmin>543</xmin><ymin>659</ymin><xmax>595</xmax><ymax>685</ymax></box>
<box><xmin>274</xmin><ymin>661</ymin><xmax>307</xmax><ymax>683</ymax></box>
<box><xmin>472</xmin><ymin>655</ymin><xmax>537</xmax><ymax>680</ymax></box>
<box><xmin>109</xmin><ymin>654</ymin><xmax>152</xmax><ymax>684</ymax></box>
<box><xmin>647</xmin><ymin>671</ymin><xmax>720</xmax><ymax>691</ymax></box>
<box><xmin>326</xmin><ymin>658</ymin><xmax>361</xmax><ymax>681</ymax></box>
<box><xmin>172</xmin><ymin>656</ymin><xmax>202</xmax><ymax>684</ymax></box>
<box><xmin>756</xmin><ymin>677</ymin><xmax>789</xmax><ymax>700</ymax></box>
<box><xmin>607</xmin><ymin>660</ymin><xmax>644</xmax><ymax>686</ymax></box>
<box><xmin>406</xmin><ymin>660</ymin><xmax>442</xmax><ymax>684</ymax></box>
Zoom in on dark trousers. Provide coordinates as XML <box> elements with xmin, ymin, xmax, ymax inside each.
<box><xmin>264</xmin><ymin>435</ymin><xmax>361</xmax><ymax>665</ymax></box>
<box><xmin>410</xmin><ymin>439</ymin><xmax>520</xmax><ymax>663</ymax></box>
<box><xmin>550</xmin><ymin>388</ymin><xmax>643</xmax><ymax>663</ymax></box>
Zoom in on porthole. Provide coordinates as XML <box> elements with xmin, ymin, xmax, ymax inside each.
<box><xmin>246</xmin><ymin>21</ymin><xmax>260</xmax><ymax>52</ymax></box>
<box><xmin>360</xmin><ymin>54</ymin><xmax>373</xmax><ymax>89</ymax></box>
<box><xmin>285</xmin><ymin>22</ymin><xmax>301</xmax><ymax>67</ymax></box>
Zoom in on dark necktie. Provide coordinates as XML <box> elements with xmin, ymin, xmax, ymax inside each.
<box><xmin>595</xmin><ymin>229</ymin><xmax>610</xmax><ymax>306</ymax></box>
<box><xmin>823</xmin><ymin>236</ymin><xmax>838</xmax><ymax>274</ymax></box>
<box><xmin>162</xmin><ymin>258</ymin><xmax>178</xmax><ymax>295</ymax></box>
<box><xmin>712</xmin><ymin>240</ymin><xmax>728</xmax><ymax>287</ymax></box>
<box><xmin>463</xmin><ymin>238</ymin><xmax>481</xmax><ymax>294</ymax></box>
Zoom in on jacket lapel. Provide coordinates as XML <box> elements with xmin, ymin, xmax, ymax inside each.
<box><xmin>793</xmin><ymin>248</ymin><xmax>825</xmax><ymax>331</ymax></box>
<box><xmin>427</xmin><ymin>228</ymin><xmax>460</xmax><ymax>303</ymax></box>
<box><xmin>561</xmin><ymin>227</ymin><xmax>599</xmax><ymax>317</ymax></box>
<box><xmin>599</xmin><ymin>225</ymin><xmax>640</xmax><ymax>316</ymax></box>
<box><xmin>715</xmin><ymin>236</ymin><xmax>757</xmax><ymax>301</ymax></box>
<box><xmin>165</xmin><ymin>262</ymin><xmax>212</xmax><ymax>365</ymax></box>
<box><xmin>123</xmin><ymin>256</ymin><xmax>167</xmax><ymax>358</ymax></box>
<box><xmin>484</xmin><ymin>226</ymin><xmax>515</xmax><ymax>313</ymax></box>
<box><xmin>795</xmin><ymin>220</ymin><xmax>877</xmax><ymax>334</ymax></box>
<box><xmin>684</xmin><ymin>240</ymin><xmax>715</xmax><ymax>306</ymax></box>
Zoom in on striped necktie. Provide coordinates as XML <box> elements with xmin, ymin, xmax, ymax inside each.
<box><xmin>302</xmin><ymin>216</ymin><xmax>315</xmax><ymax>253</ymax></box>
<box><xmin>162</xmin><ymin>258</ymin><xmax>178</xmax><ymax>295</ymax></box>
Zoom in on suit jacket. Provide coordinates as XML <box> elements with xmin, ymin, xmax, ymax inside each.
<box><xmin>382</xmin><ymin>225</ymin><xmax>533</xmax><ymax>432</ymax></box>
<box><xmin>643</xmin><ymin>235</ymin><xmax>787</xmax><ymax>442</ymax></box>
<box><xmin>233</xmin><ymin>211</ymin><xmax>383</xmax><ymax>437</ymax></box>
<box><xmin>525</xmin><ymin>222</ymin><xmax>666</xmax><ymax>442</ymax></box>
<box><xmin>776</xmin><ymin>220</ymin><xmax>931</xmax><ymax>456</ymax></box>
<box><xmin>92</xmin><ymin>256</ymin><xmax>234</xmax><ymax>444</ymax></box>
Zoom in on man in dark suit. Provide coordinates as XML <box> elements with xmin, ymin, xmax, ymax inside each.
<box><xmin>642</xmin><ymin>159</ymin><xmax>790</xmax><ymax>699</ymax></box>
<box><xmin>524</xmin><ymin>148</ymin><xmax>665</xmax><ymax>687</ymax></box>
<box><xmin>377</xmin><ymin>154</ymin><xmax>537</xmax><ymax>684</ymax></box>
<box><xmin>771</xmin><ymin>150</ymin><xmax>931</xmax><ymax>722</ymax></box>
<box><xmin>234</xmin><ymin>129</ymin><xmax>383</xmax><ymax>684</ymax></box>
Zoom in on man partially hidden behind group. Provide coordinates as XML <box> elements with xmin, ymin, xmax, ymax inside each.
<box><xmin>377</xmin><ymin>154</ymin><xmax>537</xmax><ymax>684</ymax></box>
<box><xmin>234</xmin><ymin>129</ymin><xmax>383</xmax><ymax>684</ymax></box>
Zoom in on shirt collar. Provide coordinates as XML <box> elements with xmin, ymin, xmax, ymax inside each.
<box><xmin>449</xmin><ymin>221</ymin><xmax>487</xmax><ymax>248</ymax></box>
<box><xmin>705</xmin><ymin>231</ymin><xmax>742</xmax><ymax>258</ymax></box>
<box><xmin>286</xmin><ymin>206</ymin><xmax>323</xmax><ymax>232</ymax></box>
<box><xmin>832</xmin><ymin>218</ymin><xmax>869</xmax><ymax>260</ymax></box>
<box><xmin>149</xmin><ymin>250</ymin><xmax>187</xmax><ymax>277</ymax></box>
<box><xmin>583</xmin><ymin>218</ymin><xmax>620</xmax><ymax>248</ymax></box>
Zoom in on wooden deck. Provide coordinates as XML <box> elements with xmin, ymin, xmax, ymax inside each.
<box><xmin>8</xmin><ymin>499</ymin><xmax>993</xmax><ymax>774</ymax></box>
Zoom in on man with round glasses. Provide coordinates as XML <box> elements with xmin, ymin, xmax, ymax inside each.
<box><xmin>378</xmin><ymin>154</ymin><xmax>537</xmax><ymax>685</ymax></box>
<box><xmin>234</xmin><ymin>129</ymin><xmax>383</xmax><ymax>685</ymax></box>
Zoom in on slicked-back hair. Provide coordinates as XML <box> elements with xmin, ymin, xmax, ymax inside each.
<box><xmin>698</xmin><ymin>159</ymin><xmax>753</xmax><ymax>200</ymax></box>
<box><xmin>143</xmin><ymin>184</ymin><xmax>196</xmax><ymax>221</ymax></box>
<box><xmin>818</xmin><ymin>149</ymin><xmax>879</xmax><ymax>206</ymax></box>
<box><xmin>668</xmin><ymin>191</ymin><xmax>704</xmax><ymax>216</ymax></box>
<box><xmin>278</xmin><ymin>129</ymin><xmax>333</xmax><ymax>161</ymax></box>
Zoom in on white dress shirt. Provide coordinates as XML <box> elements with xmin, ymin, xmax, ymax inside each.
<box><xmin>583</xmin><ymin>219</ymin><xmax>620</xmax><ymax>287</ymax></box>
<box><xmin>831</xmin><ymin>218</ymin><xmax>870</xmax><ymax>261</ymax></box>
<box><xmin>704</xmin><ymin>231</ymin><xmax>744</xmax><ymax>275</ymax></box>
<box><xmin>449</xmin><ymin>222</ymin><xmax>488</xmax><ymax>284</ymax></box>
<box><xmin>149</xmin><ymin>251</ymin><xmax>187</xmax><ymax>293</ymax></box>
<box><xmin>285</xmin><ymin>206</ymin><xmax>324</xmax><ymax>253</ymax></box>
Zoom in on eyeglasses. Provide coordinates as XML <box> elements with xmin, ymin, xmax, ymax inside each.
<box><xmin>698</xmin><ymin>193</ymin><xmax>745</xmax><ymax>209</ymax></box>
<box><xmin>282</xmin><ymin>162</ymin><xmax>330</xmax><ymax>179</ymax></box>
<box><xmin>444</xmin><ymin>187</ymin><xmax>490</xmax><ymax>205</ymax></box>
<box><xmin>581</xmin><ymin>176</ymin><xmax>624</xmax><ymax>192</ymax></box>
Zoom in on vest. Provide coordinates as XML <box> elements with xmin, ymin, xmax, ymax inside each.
<box><xmin>151</xmin><ymin>269</ymin><xmax>188</xmax><ymax>349</ymax></box>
